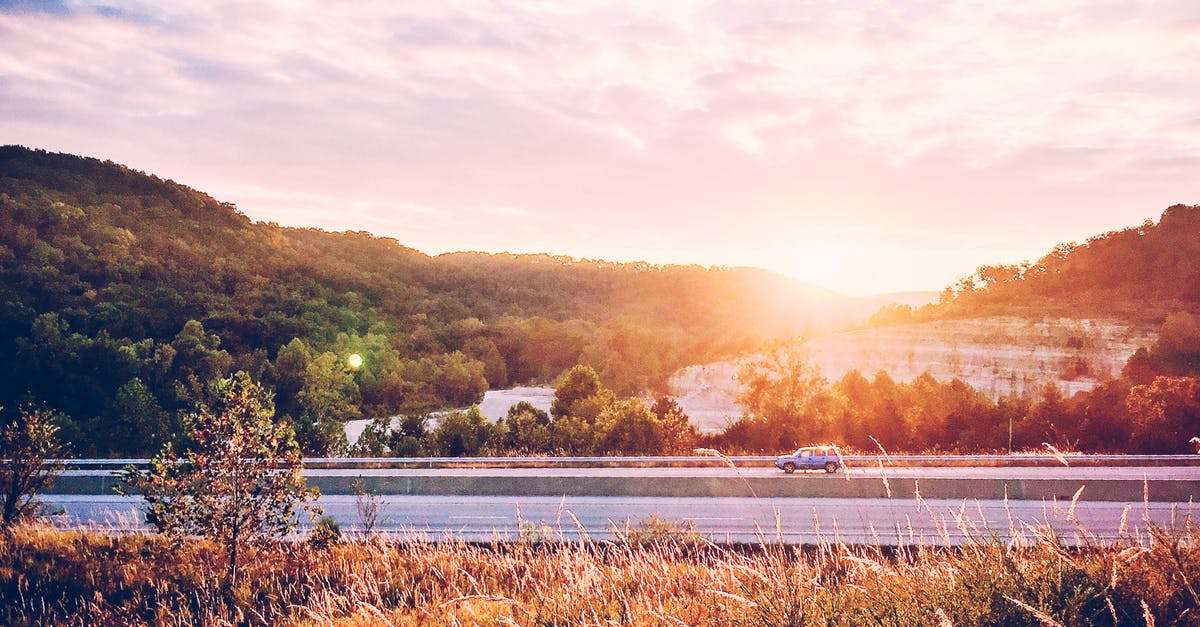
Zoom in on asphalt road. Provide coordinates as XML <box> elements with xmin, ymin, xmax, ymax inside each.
<box><xmin>44</xmin><ymin>493</ymin><xmax>1194</xmax><ymax>545</ymax></box>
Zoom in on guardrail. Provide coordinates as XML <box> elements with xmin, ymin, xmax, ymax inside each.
<box><xmin>56</xmin><ymin>454</ymin><xmax>1200</xmax><ymax>471</ymax></box>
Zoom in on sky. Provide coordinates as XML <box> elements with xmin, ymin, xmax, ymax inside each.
<box><xmin>1</xmin><ymin>0</ymin><xmax>1198</xmax><ymax>296</ymax></box>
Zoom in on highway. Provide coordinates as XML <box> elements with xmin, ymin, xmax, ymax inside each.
<box><xmin>51</xmin><ymin>463</ymin><xmax>1200</xmax><ymax>502</ymax></box>
<box><xmin>43</xmin><ymin>493</ymin><xmax>1194</xmax><ymax>545</ymax></box>
<box><xmin>41</xmin><ymin>458</ymin><xmax>1200</xmax><ymax>544</ymax></box>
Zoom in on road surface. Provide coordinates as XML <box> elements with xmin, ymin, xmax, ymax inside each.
<box><xmin>44</xmin><ymin>493</ymin><xmax>1193</xmax><ymax>545</ymax></box>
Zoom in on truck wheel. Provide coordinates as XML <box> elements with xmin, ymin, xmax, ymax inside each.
<box><xmin>825</xmin><ymin>462</ymin><xmax>838</xmax><ymax>473</ymax></box>
<box><xmin>783</xmin><ymin>463</ymin><xmax>796</xmax><ymax>474</ymax></box>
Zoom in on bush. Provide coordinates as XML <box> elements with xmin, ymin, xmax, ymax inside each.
<box><xmin>310</xmin><ymin>516</ymin><xmax>342</xmax><ymax>547</ymax></box>
<box><xmin>0</xmin><ymin>406</ymin><xmax>65</xmax><ymax>530</ymax></box>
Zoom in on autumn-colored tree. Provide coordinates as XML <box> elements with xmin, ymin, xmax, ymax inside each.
<box><xmin>1127</xmin><ymin>376</ymin><xmax>1200</xmax><ymax>453</ymax></box>
<box><xmin>735</xmin><ymin>342</ymin><xmax>833</xmax><ymax>449</ymax></box>
<box><xmin>0</xmin><ymin>406</ymin><xmax>65</xmax><ymax>530</ymax></box>
<box><xmin>122</xmin><ymin>372</ymin><xmax>319</xmax><ymax>584</ymax></box>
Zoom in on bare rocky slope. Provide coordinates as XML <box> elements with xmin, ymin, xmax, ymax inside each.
<box><xmin>669</xmin><ymin>316</ymin><xmax>1157</xmax><ymax>433</ymax></box>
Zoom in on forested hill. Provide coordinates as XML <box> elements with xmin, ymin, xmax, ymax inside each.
<box><xmin>0</xmin><ymin>146</ymin><xmax>850</xmax><ymax>455</ymax></box>
<box><xmin>930</xmin><ymin>204</ymin><xmax>1200</xmax><ymax>321</ymax></box>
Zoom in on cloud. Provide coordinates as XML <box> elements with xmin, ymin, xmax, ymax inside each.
<box><xmin>1</xmin><ymin>0</ymin><xmax>1198</xmax><ymax>294</ymax></box>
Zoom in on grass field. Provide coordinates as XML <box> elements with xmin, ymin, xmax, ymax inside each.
<box><xmin>1</xmin><ymin>513</ymin><xmax>1197</xmax><ymax>626</ymax></box>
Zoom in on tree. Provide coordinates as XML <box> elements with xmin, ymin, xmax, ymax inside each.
<box><xmin>1016</xmin><ymin>383</ymin><xmax>1068</xmax><ymax>449</ymax></box>
<box><xmin>551</xmin><ymin>365</ymin><xmax>613</xmax><ymax>422</ymax></box>
<box><xmin>735</xmin><ymin>342</ymin><xmax>832</xmax><ymax>448</ymax></box>
<box><xmin>1127</xmin><ymin>376</ymin><xmax>1200</xmax><ymax>453</ymax></box>
<box><xmin>596</xmin><ymin>399</ymin><xmax>662</xmax><ymax>455</ymax></box>
<box><xmin>272</xmin><ymin>337</ymin><xmax>311</xmax><ymax>419</ymax></box>
<box><xmin>349</xmin><ymin>414</ymin><xmax>427</xmax><ymax>457</ymax></box>
<box><xmin>1150</xmin><ymin>312</ymin><xmax>1200</xmax><ymax>375</ymax></box>
<box><xmin>428</xmin><ymin>407</ymin><xmax>495</xmax><ymax>456</ymax></box>
<box><xmin>106</xmin><ymin>377</ymin><xmax>172</xmax><ymax>456</ymax></box>
<box><xmin>168</xmin><ymin>320</ymin><xmax>233</xmax><ymax>406</ymax></box>
<box><xmin>549</xmin><ymin>415</ymin><xmax>594</xmax><ymax>455</ymax></box>
<box><xmin>0</xmin><ymin>406</ymin><xmax>65</xmax><ymax>530</ymax></box>
<box><xmin>296</xmin><ymin>352</ymin><xmax>358</xmax><ymax>456</ymax></box>
<box><xmin>122</xmin><ymin>372</ymin><xmax>319</xmax><ymax>584</ymax></box>
<box><xmin>650</xmin><ymin>397</ymin><xmax>698</xmax><ymax>454</ymax></box>
<box><xmin>500</xmin><ymin>401</ymin><xmax>552</xmax><ymax>454</ymax></box>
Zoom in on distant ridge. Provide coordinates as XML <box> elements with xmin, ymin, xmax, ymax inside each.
<box><xmin>930</xmin><ymin>203</ymin><xmax>1200</xmax><ymax>322</ymax></box>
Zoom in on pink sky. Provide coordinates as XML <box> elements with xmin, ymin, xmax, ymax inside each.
<box><xmin>2</xmin><ymin>1</ymin><xmax>1198</xmax><ymax>295</ymax></box>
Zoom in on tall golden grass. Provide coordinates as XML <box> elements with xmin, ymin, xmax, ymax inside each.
<box><xmin>1</xmin><ymin>513</ymin><xmax>1197</xmax><ymax>626</ymax></box>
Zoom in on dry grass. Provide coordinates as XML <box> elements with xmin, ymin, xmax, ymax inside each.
<box><xmin>1</xmin><ymin>515</ymin><xmax>1198</xmax><ymax>627</ymax></box>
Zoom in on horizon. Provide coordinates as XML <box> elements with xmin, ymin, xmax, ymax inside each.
<box><xmin>2</xmin><ymin>2</ymin><xmax>1197</xmax><ymax>296</ymax></box>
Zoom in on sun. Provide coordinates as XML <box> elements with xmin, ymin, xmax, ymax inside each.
<box><xmin>773</xmin><ymin>243</ymin><xmax>855</xmax><ymax>292</ymax></box>
<box><xmin>347</xmin><ymin>353</ymin><xmax>364</xmax><ymax>369</ymax></box>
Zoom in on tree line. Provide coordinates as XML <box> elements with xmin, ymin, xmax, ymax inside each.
<box><xmin>352</xmin><ymin>365</ymin><xmax>699</xmax><ymax>458</ymax></box>
<box><xmin>867</xmin><ymin>204</ymin><xmax>1200</xmax><ymax>326</ymax></box>
<box><xmin>710</xmin><ymin>311</ymin><xmax>1200</xmax><ymax>454</ymax></box>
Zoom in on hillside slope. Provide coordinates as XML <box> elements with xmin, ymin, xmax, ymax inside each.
<box><xmin>933</xmin><ymin>204</ymin><xmax>1200</xmax><ymax>320</ymax></box>
<box><xmin>0</xmin><ymin>146</ymin><xmax>871</xmax><ymax>454</ymax></box>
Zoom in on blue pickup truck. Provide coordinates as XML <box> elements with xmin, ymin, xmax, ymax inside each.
<box><xmin>775</xmin><ymin>446</ymin><xmax>843</xmax><ymax>474</ymax></box>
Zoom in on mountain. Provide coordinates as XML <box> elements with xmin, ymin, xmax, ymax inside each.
<box><xmin>0</xmin><ymin>145</ymin><xmax>867</xmax><ymax>454</ymax></box>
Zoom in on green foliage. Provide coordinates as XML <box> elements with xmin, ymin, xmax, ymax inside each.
<box><xmin>595</xmin><ymin>399</ymin><xmax>662</xmax><ymax>455</ymax></box>
<box><xmin>548</xmin><ymin>415</ymin><xmax>594</xmax><ymax>455</ymax></box>
<box><xmin>349</xmin><ymin>414</ymin><xmax>428</xmax><ymax>457</ymax></box>
<box><xmin>294</xmin><ymin>351</ymin><xmax>357</xmax><ymax>456</ymax></box>
<box><xmin>613</xmin><ymin>515</ymin><xmax>705</xmax><ymax>547</ymax></box>
<box><xmin>106</xmin><ymin>377</ymin><xmax>172</xmax><ymax>457</ymax></box>
<box><xmin>7</xmin><ymin>147</ymin><xmax>1200</xmax><ymax>457</ymax></box>
<box><xmin>551</xmin><ymin>365</ymin><xmax>614</xmax><ymax>422</ymax></box>
<box><xmin>651</xmin><ymin>396</ymin><xmax>699</xmax><ymax>454</ymax></box>
<box><xmin>427</xmin><ymin>407</ymin><xmax>496</xmax><ymax>457</ymax></box>
<box><xmin>0</xmin><ymin>406</ymin><xmax>65</xmax><ymax>529</ymax></box>
<box><xmin>121</xmin><ymin>371</ymin><xmax>319</xmax><ymax>583</ymax></box>
<box><xmin>499</xmin><ymin>401</ymin><xmax>553</xmax><ymax>454</ymax></box>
